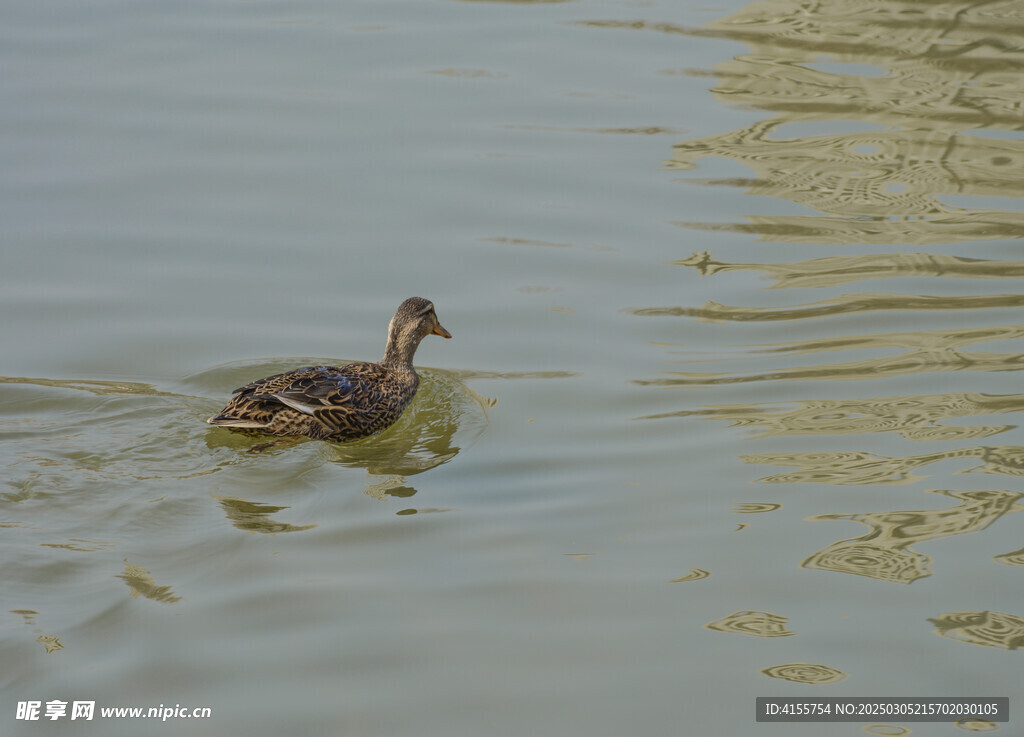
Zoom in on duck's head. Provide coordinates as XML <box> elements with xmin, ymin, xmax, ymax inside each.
<box><xmin>382</xmin><ymin>297</ymin><xmax>451</xmax><ymax>366</ymax></box>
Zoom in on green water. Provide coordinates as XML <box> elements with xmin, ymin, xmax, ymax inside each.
<box><xmin>3</xmin><ymin>0</ymin><xmax>1023</xmax><ymax>735</ymax></box>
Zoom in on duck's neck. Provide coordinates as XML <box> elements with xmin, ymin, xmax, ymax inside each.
<box><xmin>380</xmin><ymin>326</ymin><xmax>422</xmax><ymax>372</ymax></box>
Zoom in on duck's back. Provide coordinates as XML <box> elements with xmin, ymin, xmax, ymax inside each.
<box><xmin>208</xmin><ymin>362</ymin><xmax>420</xmax><ymax>440</ymax></box>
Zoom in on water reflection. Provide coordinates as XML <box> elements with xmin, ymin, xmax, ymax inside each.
<box><xmin>864</xmin><ymin>726</ymin><xmax>911</xmax><ymax>737</ymax></box>
<box><xmin>115</xmin><ymin>562</ymin><xmax>182</xmax><ymax>604</ymax></box>
<box><xmin>759</xmin><ymin>662</ymin><xmax>847</xmax><ymax>684</ymax></box>
<box><xmin>9</xmin><ymin>610</ymin><xmax>64</xmax><ymax>654</ymax></box>
<box><xmin>954</xmin><ymin>718</ymin><xmax>1000</xmax><ymax>732</ymax></box>
<box><xmin>640</xmin><ymin>392</ymin><xmax>1024</xmax><ymax>440</ymax></box>
<box><xmin>634</xmin><ymin>331</ymin><xmax>1024</xmax><ymax>387</ymax></box>
<box><xmin>0</xmin><ymin>366</ymin><xmax>525</xmax><ymax>511</ymax></box>
<box><xmin>613</xmin><ymin>0</ymin><xmax>1024</xmax><ymax>614</ymax></box>
<box><xmin>668</xmin><ymin>567</ymin><xmax>710</xmax><ymax>582</ymax></box>
<box><xmin>672</xmin><ymin>124</ymin><xmax>1024</xmax><ymax>245</ymax></box>
<box><xmin>745</xmin><ymin>445</ymin><xmax>1024</xmax><ymax>485</ymax></box>
<box><xmin>803</xmin><ymin>489</ymin><xmax>1021</xmax><ymax>584</ymax></box>
<box><xmin>203</xmin><ymin>373</ymin><xmax>477</xmax><ymax>498</ymax></box>
<box><xmin>318</xmin><ymin>374</ymin><xmax>472</xmax><ymax>476</ymax></box>
<box><xmin>675</xmin><ymin>251</ymin><xmax>1024</xmax><ymax>289</ymax></box>
<box><xmin>705</xmin><ymin>610</ymin><xmax>795</xmax><ymax>637</ymax></box>
<box><xmin>631</xmin><ymin>293</ymin><xmax>1024</xmax><ymax>322</ymax></box>
<box><xmin>40</xmin><ymin>538</ymin><xmax>116</xmax><ymax>552</ymax></box>
<box><xmin>216</xmin><ymin>497</ymin><xmax>316</xmax><ymax>534</ymax></box>
<box><xmin>37</xmin><ymin>635</ymin><xmax>64</xmax><ymax>654</ymax></box>
<box><xmin>0</xmin><ymin>376</ymin><xmax>222</xmax><ymax>506</ymax></box>
<box><xmin>0</xmin><ymin>375</ymin><xmax>183</xmax><ymax>398</ymax></box>
<box><xmin>993</xmin><ymin>547</ymin><xmax>1024</xmax><ymax>567</ymax></box>
<box><xmin>10</xmin><ymin>609</ymin><xmax>38</xmax><ymax>626</ymax></box>
<box><xmin>595</xmin><ymin>0</ymin><xmax>1024</xmax><ymax>245</ymax></box>
<box><xmin>732</xmin><ymin>502</ymin><xmax>781</xmax><ymax>513</ymax></box>
<box><xmin>929</xmin><ymin>610</ymin><xmax>1024</xmax><ymax>650</ymax></box>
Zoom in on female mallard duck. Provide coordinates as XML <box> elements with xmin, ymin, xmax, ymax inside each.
<box><xmin>207</xmin><ymin>297</ymin><xmax>451</xmax><ymax>441</ymax></box>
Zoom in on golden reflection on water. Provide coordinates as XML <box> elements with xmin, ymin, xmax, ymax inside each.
<box><xmin>10</xmin><ymin>610</ymin><xmax>64</xmax><ymax>654</ymax></box>
<box><xmin>863</xmin><ymin>726</ymin><xmax>911</xmax><ymax>737</ymax></box>
<box><xmin>993</xmin><ymin>546</ymin><xmax>1024</xmax><ymax>566</ymax></box>
<box><xmin>586</xmin><ymin>0</ymin><xmax>1024</xmax><ymax>697</ymax></box>
<box><xmin>954</xmin><ymin>718</ymin><xmax>1000</xmax><ymax>733</ymax></box>
<box><xmin>635</xmin><ymin>336</ymin><xmax>1024</xmax><ymax>387</ymax></box>
<box><xmin>668</xmin><ymin>567</ymin><xmax>710</xmax><ymax>582</ymax></box>
<box><xmin>929</xmin><ymin>610</ymin><xmax>1024</xmax><ymax>650</ymax></box>
<box><xmin>10</xmin><ymin>609</ymin><xmax>38</xmax><ymax>626</ymax></box>
<box><xmin>642</xmin><ymin>392</ymin><xmax>1024</xmax><ymax>440</ymax></box>
<box><xmin>632</xmin><ymin>0</ymin><xmax>1024</xmax><ymax>246</ymax></box>
<box><xmin>676</xmin><ymin>251</ymin><xmax>1024</xmax><ymax>290</ymax></box>
<box><xmin>732</xmin><ymin>502</ymin><xmax>781</xmax><ymax>513</ymax></box>
<box><xmin>802</xmin><ymin>489</ymin><xmax>1022</xmax><ymax>584</ymax></box>
<box><xmin>745</xmin><ymin>445</ymin><xmax>1024</xmax><ymax>485</ymax></box>
<box><xmin>115</xmin><ymin>563</ymin><xmax>182</xmax><ymax>604</ymax></box>
<box><xmin>633</xmin><ymin>293</ymin><xmax>1024</xmax><ymax>322</ymax></box>
<box><xmin>36</xmin><ymin>634</ymin><xmax>64</xmax><ymax>654</ymax></box>
<box><xmin>216</xmin><ymin>497</ymin><xmax>316</xmax><ymax>534</ymax></box>
<box><xmin>705</xmin><ymin>610</ymin><xmax>795</xmax><ymax>637</ymax></box>
<box><xmin>759</xmin><ymin>662</ymin><xmax>846</xmax><ymax>684</ymax></box>
<box><xmin>589</xmin><ymin>21</ymin><xmax>1022</xmax><ymax>692</ymax></box>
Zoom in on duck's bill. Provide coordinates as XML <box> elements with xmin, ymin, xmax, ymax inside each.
<box><xmin>432</xmin><ymin>323</ymin><xmax>452</xmax><ymax>339</ymax></box>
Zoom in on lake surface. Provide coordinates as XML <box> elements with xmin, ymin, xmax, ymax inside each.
<box><xmin>3</xmin><ymin>0</ymin><xmax>1023</xmax><ymax>735</ymax></box>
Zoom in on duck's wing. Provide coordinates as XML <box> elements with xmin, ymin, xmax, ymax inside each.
<box><xmin>231</xmin><ymin>366</ymin><xmax>334</xmax><ymax>397</ymax></box>
<box><xmin>240</xmin><ymin>364</ymin><xmax>395</xmax><ymax>435</ymax></box>
<box><xmin>250</xmin><ymin>364</ymin><xmax>378</xmax><ymax>410</ymax></box>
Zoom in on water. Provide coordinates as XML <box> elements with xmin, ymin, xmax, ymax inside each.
<box><xmin>3</xmin><ymin>0</ymin><xmax>1023</xmax><ymax>735</ymax></box>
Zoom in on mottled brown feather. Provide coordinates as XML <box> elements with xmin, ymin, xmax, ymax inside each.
<box><xmin>207</xmin><ymin>298</ymin><xmax>450</xmax><ymax>441</ymax></box>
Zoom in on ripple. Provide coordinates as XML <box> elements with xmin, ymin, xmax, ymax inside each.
<box><xmin>40</xmin><ymin>538</ymin><xmax>116</xmax><ymax>553</ymax></box>
<box><xmin>481</xmin><ymin>236</ymin><xmax>615</xmax><ymax>252</ymax></box>
<box><xmin>993</xmin><ymin>547</ymin><xmax>1024</xmax><ymax>567</ymax></box>
<box><xmin>655</xmin><ymin>0</ymin><xmax>1024</xmax><ymax>245</ymax></box>
<box><xmin>10</xmin><ymin>609</ymin><xmax>38</xmax><ymax>626</ymax></box>
<box><xmin>955</xmin><ymin>718</ymin><xmax>1000</xmax><ymax>732</ymax></box>
<box><xmin>744</xmin><ymin>445</ymin><xmax>1024</xmax><ymax>485</ymax></box>
<box><xmin>187</xmin><ymin>361</ymin><xmax>491</xmax><ymax>465</ymax></box>
<box><xmin>759</xmin><ymin>662</ymin><xmax>846</xmax><ymax>685</ymax></box>
<box><xmin>0</xmin><ymin>376</ymin><xmax>224</xmax><ymax>507</ymax></box>
<box><xmin>37</xmin><ymin>634</ymin><xmax>64</xmax><ymax>654</ymax></box>
<box><xmin>668</xmin><ymin>568</ymin><xmax>710</xmax><ymax>582</ymax></box>
<box><xmin>215</xmin><ymin>497</ymin><xmax>316</xmax><ymax>535</ymax></box>
<box><xmin>634</xmin><ymin>348</ymin><xmax>1024</xmax><ymax>387</ymax></box>
<box><xmin>863</xmin><ymin>726</ymin><xmax>911</xmax><ymax>736</ymax></box>
<box><xmin>705</xmin><ymin>610</ymin><xmax>795</xmax><ymax>637</ymax></box>
<box><xmin>630</xmin><ymin>292</ymin><xmax>1024</xmax><ymax>323</ymax></box>
<box><xmin>929</xmin><ymin>610</ymin><xmax>1024</xmax><ymax>650</ymax></box>
<box><xmin>638</xmin><ymin>392</ymin><xmax>1024</xmax><ymax>440</ymax></box>
<box><xmin>631</xmin><ymin>321</ymin><xmax>1024</xmax><ymax>393</ymax></box>
<box><xmin>115</xmin><ymin>563</ymin><xmax>182</xmax><ymax>604</ymax></box>
<box><xmin>803</xmin><ymin>490</ymin><xmax>1022</xmax><ymax>584</ymax></box>
<box><xmin>674</xmin><ymin>250</ymin><xmax>1024</xmax><ymax>289</ymax></box>
<box><xmin>732</xmin><ymin>502</ymin><xmax>781</xmax><ymax>513</ymax></box>
<box><xmin>804</xmin><ymin>543</ymin><xmax>930</xmax><ymax>585</ymax></box>
<box><xmin>188</xmin><ymin>361</ymin><xmax>493</xmax><ymax>499</ymax></box>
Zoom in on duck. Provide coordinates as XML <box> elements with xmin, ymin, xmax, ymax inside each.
<box><xmin>207</xmin><ymin>297</ymin><xmax>452</xmax><ymax>441</ymax></box>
